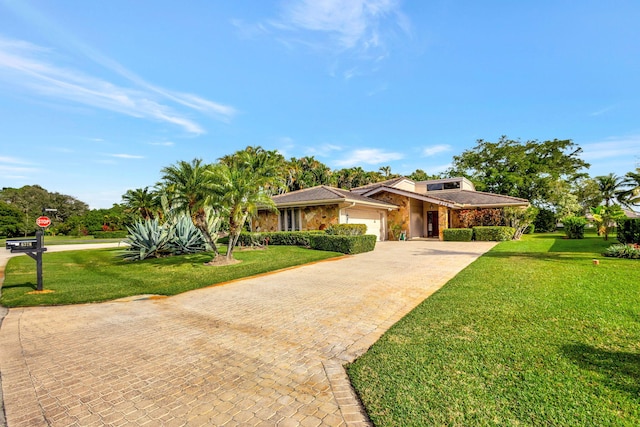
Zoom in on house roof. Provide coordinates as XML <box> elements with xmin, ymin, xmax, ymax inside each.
<box><xmin>350</xmin><ymin>177</ymin><xmax>409</xmax><ymax>193</ymax></box>
<box><xmin>432</xmin><ymin>190</ymin><xmax>529</xmax><ymax>208</ymax></box>
<box><xmin>361</xmin><ymin>185</ymin><xmax>460</xmax><ymax>208</ymax></box>
<box><xmin>271</xmin><ymin>185</ymin><xmax>398</xmax><ymax>209</ymax></box>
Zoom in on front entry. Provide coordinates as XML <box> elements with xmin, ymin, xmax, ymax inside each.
<box><xmin>427</xmin><ymin>211</ymin><xmax>439</xmax><ymax>238</ymax></box>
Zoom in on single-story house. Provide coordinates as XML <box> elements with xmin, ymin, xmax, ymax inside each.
<box><xmin>252</xmin><ymin>177</ymin><xmax>529</xmax><ymax>241</ymax></box>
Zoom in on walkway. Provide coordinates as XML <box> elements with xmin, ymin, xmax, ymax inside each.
<box><xmin>0</xmin><ymin>241</ymin><xmax>495</xmax><ymax>426</ymax></box>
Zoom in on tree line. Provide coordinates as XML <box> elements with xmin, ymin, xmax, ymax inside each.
<box><xmin>2</xmin><ymin>137</ymin><xmax>639</xmax><ymax>245</ymax></box>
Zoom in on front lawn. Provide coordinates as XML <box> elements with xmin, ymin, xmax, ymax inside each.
<box><xmin>1</xmin><ymin>246</ymin><xmax>342</xmax><ymax>307</ymax></box>
<box><xmin>348</xmin><ymin>233</ymin><xmax>640</xmax><ymax>426</ymax></box>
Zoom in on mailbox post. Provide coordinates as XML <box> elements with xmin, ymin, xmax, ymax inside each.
<box><xmin>5</xmin><ymin>223</ymin><xmax>49</xmax><ymax>291</ymax></box>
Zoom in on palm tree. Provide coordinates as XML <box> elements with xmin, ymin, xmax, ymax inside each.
<box><xmin>379</xmin><ymin>165</ymin><xmax>392</xmax><ymax>178</ymax></box>
<box><xmin>159</xmin><ymin>159</ymin><xmax>220</xmax><ymax>259</ymax></box>
<box><xmin>215</xmin><ymin>147</ymin><xmax>279</xmax><ymax>259</ymax></box>
<box><xmin>122</xmin><ymin>187</ymin><xmax>159</xmax><ymax>220</ymax></box>
<box><xmin>618</xmin><ymin>168</ymin><xmax>640</xmax><ymax>207</ymax></box>
<box><xmin>595</xmin><ymin>173</ymin><xmax>624</xmax><ymax>207</ymax></box>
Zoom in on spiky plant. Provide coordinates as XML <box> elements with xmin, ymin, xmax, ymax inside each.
<box><xmin>122</xmin><ymin>218</ymin><xmax>171</xmax><ymax>261</ymax></box>
<box><xmin>168</xmin><ymin>214</ymin><xmax>206</xmax><ymax>255</ymax></box>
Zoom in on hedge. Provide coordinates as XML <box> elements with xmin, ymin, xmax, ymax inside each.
<box><xmin>443</xmin><ymin>228</ymin><xmax>473</xmax><ymax>242</ymax></box>
<box><xmin>91</xmin><ymin>230</ymin><xmax>128</xmax><ymax>239</ymax></box>
<box><xmin>473</xmin><ymin>226</ymin><xmax>515</xmax><ymax>241</ymax></box>
<box><xmin>617</xmin><ymin>219</ymin><xmax>640</xmax><ymax>244</ymax></box>
<box><xmin>236</xmin><ymin>231</ymin><xmax>324</xmax><ymax>247</ymax></box>
<box><xmin>325</xmin><ymin>224</ymin><xmax>367</xmax><ymax>236</ymax></box>
<box><xmin>308</xmin><ymin>234</ymin><xmax>376</xmax><ymax>254</ymax></box>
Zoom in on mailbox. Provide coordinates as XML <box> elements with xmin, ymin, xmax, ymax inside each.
<box><xmin>6</xmin><ymin>239</ymin><xmax>38</xmax><ymax>251</ymax></box>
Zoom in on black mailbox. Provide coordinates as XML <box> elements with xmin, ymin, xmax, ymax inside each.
<box><xmin>6</xmin><ymin>239</ymin><xmax>39</xmax><ymax>252</ymax></box>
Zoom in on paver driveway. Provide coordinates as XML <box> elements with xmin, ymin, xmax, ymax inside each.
<box><xmin>0</xmin><ymin>241</ymin><xmax>496</xmax><ymax>427</ymax></box>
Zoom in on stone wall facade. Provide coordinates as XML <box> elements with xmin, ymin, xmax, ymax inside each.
<box><xmin>369</xmin><ymin>192</ymin><xmax>409</xmax><ymax>240</ymax></box>
<box><xmin>252</xmin><ymin>205</ymin><xmax>340</xmax><ymax>232</ymax></box>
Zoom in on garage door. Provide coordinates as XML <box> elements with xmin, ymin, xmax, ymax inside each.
<box><xmin>346</xmin><ymin>209</ymin><xmax>383</xmax><ymax>241</ymax></box>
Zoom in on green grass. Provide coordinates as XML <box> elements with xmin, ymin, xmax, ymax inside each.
<box><xmin>1</xmin><ymin>246</ymin><xmax>342</xmax><ymax>307</ymax></box>
<box><xmin>2</xmin><ymin>235</ymin><xmax>123</xmax><ymax>246</ymax></box>
<box><xmin>348</xmin><ymin>232</ymin><xmax>640</xmax><ymax>426</ymax></box>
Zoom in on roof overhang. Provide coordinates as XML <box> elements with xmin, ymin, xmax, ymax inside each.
<box><xmin>363</xmin><ymin>186</ymin><xmax>460</xmax><ymax>209</ymax></box>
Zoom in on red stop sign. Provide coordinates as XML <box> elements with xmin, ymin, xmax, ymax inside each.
<box><xmin>36</xmin><ymin>216</ymin><xmax>52</xmax><ymax>228</ymax></box>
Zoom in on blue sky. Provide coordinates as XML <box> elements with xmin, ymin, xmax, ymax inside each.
<box><xmin>1</xmin><ymin>0</ymin><xmax>639</xmax><ymax>209</ymax></box>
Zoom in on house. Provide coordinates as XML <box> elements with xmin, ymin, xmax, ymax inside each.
<box><xmin>251</xmin><ymin>177</ymin><xmax>529</xmax><ymax>241</ymax></box>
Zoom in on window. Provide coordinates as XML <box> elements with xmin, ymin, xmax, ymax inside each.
<box><xmin>279</xmin><ymin>208</ymin><xmax>301</xmax><ymax>231</ymax></box>
<box><xmin>444</xmin><ymin>181</ymin><xmax>460</xmax><ymax>190</ymax></box>
<box><xmin>427</xmin><ymin>183</ymin><xmax>443</xmax><ymax>191</ymax></box>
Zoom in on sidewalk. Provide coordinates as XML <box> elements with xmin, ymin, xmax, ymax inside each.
<box><xmin>0</xmin><ymin>241</ymin><xmax>496</xmax><ymax>426</ymax></box>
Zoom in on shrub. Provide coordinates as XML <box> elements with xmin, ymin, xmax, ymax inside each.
<box><xmin>325</xmin><ymin>224</ymin><xmax>367</xmax><ymax>236</ymax></box>
<box><xmin>473</xmin><ymin>226</ymin><xmax>515</xmax><ymax>241</ymax></box>
<box><xmin>308</xmin><ymin>234</ymin><xmax>376</xmax><ymax>254</ymax></box>
<box><xmin>524</xmin><ymin>224</ymin><xmax>535</xmax><ymax>234</ymax></box>
<box><xmin>458</xmin><ymin>209</ymin><xmax>503</xmax><ymax>228</ymax></box>
<box><xmin>562</xmin><ymin>216</ymin><xmax>588</xmax><ymax>239</ymax></box>
<box><xmin>236</xmin><ymin>231</ymin><xmax>324</xmax><ymax>247</ymax></box>
<box><xmin>443</xmin><ymin>228</ymin><xmax>473</xmax><ymax>242</ymax></box>
<box><xmin>167</xmin><ymin>215</ymin><xmax>206</xmax><ymax>255</ymax></box>
<box><xmin>603</xmin><ymin>243</ymin><xmax>640</xmax><ymax>259</ymax></box>
<box><xmin>534</xmin><ymin>208</ymin><xmax>557</xmax><ymax>232</ymax></box>
<box><xmin>617</xmin><ymin>219</ymin><xmax>640</xmax><ymax>244</ymax></box>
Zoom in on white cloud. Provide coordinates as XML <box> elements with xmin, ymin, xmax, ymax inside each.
<box><xmin>421</xmin><ymin>144</ymin><xmax>453</xmax><ymax>157</ymax></box>
<box><xmin>148</xmin><ymin>141</ymin><xmax>175</xmax><ymax>147</ymax></box>
<box><xmin>281</xmin><ymin>0</ymin><xmax>405</xmax><ymax>50</ymax></box>
<box><xmin>0</xmin><ymin>35</ymin><xmax>236</xmax><ymax>134</ymax></box>
<box><xmin>107</xmin><ymin>154</ymin><xmax>145</xmax><ymax>159</ymax></box>
<box><xmin>0</xmin><ymin>156</ymin><xmax>31</xmax><ymax>164</ymax></box>
<box><xmin>334</xmin><ymin>148</ymin><xmax>403</xmax><ymax>166</ymax></box>
<box><xmin>305</xmin><ymin>143</ymin><xmax>343</xmax><ymax>157</ymax></box>
<box><xmin>581</xmin><ymin>136</ymin><xmax>640</xmax><ymax>161</ymax></box>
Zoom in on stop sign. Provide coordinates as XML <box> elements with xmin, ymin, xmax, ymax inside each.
<box><xmin>36</xmin><ymin>216</ymin><xmax>52</xmax><ymax>228</ymax></box>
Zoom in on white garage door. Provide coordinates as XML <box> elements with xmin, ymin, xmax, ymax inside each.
<box><xmin>346</xmin><ymin>209</ymin><xmax>383</xmax><ymax>241</ymax></box>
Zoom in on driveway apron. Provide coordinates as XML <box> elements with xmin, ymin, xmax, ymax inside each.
<box><xmin>0</xmin><ymin>241</ymin><xmax>496</xmax><ymax>427</ymax></box>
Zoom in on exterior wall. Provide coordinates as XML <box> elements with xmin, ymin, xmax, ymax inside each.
<box><xmin>438</xmin><ymin>205</ymin><xmax>449</xmax><ymax>240</ymax></box>
<box><xmin>450</xmin><ymin>210</ymin><xmax>463</xmax><ymax>228</ymax></box>
<box><xmin>252</xmin><ymin>205</ymin><xmax>340</xmax><ymax>232</ymax></box>
<box><xmin>253</xmin><ymin>211</ymin><xmax>278</xmax><ymax>232</ymax></box>
<box><xmin>368</xmin><ymin>192</ymin><xmax>409</xmax><ymax>240</ymax></box>
<box><xmin>394</xmin><ymin>180</ymin><xmax>416</xmax><ymax>192</ymax></box>
<box><xmin>301</xmin><ymin>205</ymin><xmax>339</xmax><ymax>230</ymax></box>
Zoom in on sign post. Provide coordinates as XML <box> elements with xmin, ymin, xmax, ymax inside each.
<box><xmin>5</xmin><ymin>217</ymin><xmax>50</xmax><ymax>291</ymax></box>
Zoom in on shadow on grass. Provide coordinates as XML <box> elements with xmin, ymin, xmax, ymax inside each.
<box><xmin>480</xmin><ymin>251</ymin><xmax>592</xmax><ymax>262</ymax></box>
<box><xmin>1</xmin><ymin>282</ymin><xmax>37</xmax><ymax>291</ymax></box>
<box><xmin>562</xmin><ymin>343</ymin><xmax>640</xmax><ymax>400</ymax></box>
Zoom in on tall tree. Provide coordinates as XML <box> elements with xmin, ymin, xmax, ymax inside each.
<box><xmin>159</xmin><ymin>159</ymin><xmax>220</xmax><ymax>259</ymax></box>
<box><xmin>594</xmin><ymin>173</ymin><xmax>623</xmax><ymax>207</ymax></box>
<box><xmin>122</xmin><ymin>187</ymin><xmax>159</xmax><ymax>220</ymax></box>
<box><xmin>618</xmin><ymin>168</ymin><xmax>640</xmax><ymax>207</ymax></box>
<box><xmin>215</xmin><ymin>147</ymin><xmax>279</xmax><ymax>260</ymax></box>
<box><xmin>448</xmin><ymin>136</ymin><xmax>589</xmax><ymax>205</ymax></box>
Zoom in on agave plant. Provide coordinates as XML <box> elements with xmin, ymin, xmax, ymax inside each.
<box><xmin>122</xmin><ymin>218</ymin><xmax>171</xmax><ymax>261</ymax></box>
<box><xmin>168</xmin><ymin>214</ymin><xmax>206</xmax><ymax>255</ymax></box>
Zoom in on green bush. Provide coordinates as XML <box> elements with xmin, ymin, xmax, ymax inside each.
<box><xmin>524</xmin><ymin>224</ymin><xmax>535</xmax><ymax>234</ymax></box>
<box><xmin>308</xmin><ymin>234</ymin><xmax>376</xmax><ymax>254</ymax></box>
<box><xmin>237</xmin><ymin>231</ymin><xmax>324</xmax><ymax>247</ymax></box>
<box><xmin>617</xmin><ymin>219</ymin><xmax>640</xmax><ymax>244</ymax></box>
<box><xmin>562</xmin><ymin>216</ymin><xmax>588</xmax><ymax>239</ymax></box>
<box><xmin>603</xmin><ymin>243</ymin><xmax>640</xmax><ymax>259</ymax></box>
<box><xmin>473</xmin><ymin>226</ymin><xmax>515</xmax><ymax>241</ymax></box>
<box><xmin>443</xmin><ymin>228</ymin><xmax>473</xmax><ymax>241</ymax></box>
<box><xmin>325</xmin><ymin>224</ymin><xmax>367</xmax><ymax>236</ymax></box>
<box><xmin>534</xmin><ymin>208</ymin><xmax>556</xmax><ymax>232</ymax></box>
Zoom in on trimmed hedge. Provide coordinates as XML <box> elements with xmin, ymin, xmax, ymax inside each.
<box><xmin>237</xmin><ymin>231</ymin><xmax>324</xmax><ymax>247</ymax></box>
<box><xmin>443</xmin><ymin>228</ymin><xmax>473</xmax><ymax>242</ymax></box>
<box><xmin>308</xmin><ymin>234</ymin><xmax>376</xmax><ymax>254</ymax></box>
<box><xmin>617</xmin><ymin>219</ymin><xmax>640</xmax><ymax>244</ymax></box>
<box><xmin>473</xmin><ymin>226</ymin><xmax>515</xmax><ymax>241</ymax></box>
<box><xmin>325</xmin><ymin>224</ymin><xmax>367</xmax><ymax>236</ymax></box>
<box><xmin>91</xmin><ymin>230</ymin><xmax>128</xmax><ymax>239</ymax></box>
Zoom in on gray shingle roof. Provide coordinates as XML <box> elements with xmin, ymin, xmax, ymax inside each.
<box><xmin>272</xmin><ymin>186</ymin><xmax>397</xmax><ymax>208</ymax></box>
<box><xmin>432</xmin><ymin>190</ymin><xmax>529</xmax><ymax>207</ymax></box>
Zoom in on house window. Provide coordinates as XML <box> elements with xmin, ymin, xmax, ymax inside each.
<box><xmin>444</xmin><ymin>181</ymin><xmax>460</xmax><ymax>190</ymax></box>
<box><xmin>427</xmin><ymin>183</ymin><xmax>443</xmax><ymax>191</ymax></box>
<box><xmin>279</xmin><ymin>208</ymin><xmax>302</xmax><ymax>231</ymax></box>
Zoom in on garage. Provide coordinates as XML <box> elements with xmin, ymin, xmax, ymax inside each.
<box><xmin>343</xmin><ymin>208</ymin><xmax>385</xmax><ymax>241</ymax></box>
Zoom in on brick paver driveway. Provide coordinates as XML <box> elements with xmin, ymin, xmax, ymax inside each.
<box><xmin>0</xmin><ymin>241</ymin><xmax>495</xmax><ymax>427</ymax></box>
